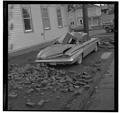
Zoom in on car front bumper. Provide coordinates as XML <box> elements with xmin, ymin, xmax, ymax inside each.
<box><xmin>35</xmin><ymin>57</ymin><xmax>76</xmax><ymax>65</ymax></box>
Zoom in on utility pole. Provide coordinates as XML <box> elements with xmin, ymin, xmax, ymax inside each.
<box><xmin>82</xmin><ymin>4</ymin><xmax>90</xmax><ymax>40</ymax></box>
<box><xmin>100</xmin><ymin>4</ymin><xmax>103</xmax><ymax>26</ymax></box>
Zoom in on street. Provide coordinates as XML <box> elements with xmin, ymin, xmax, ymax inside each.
<box><xmin>84</xmin><ymin>59</ymin><xmax>114</xmax><ymax>110</ymax></box>
<box><xmin>7</xmin><ymin>32</ymin><xmax>115</xmax><ymax>110</ymax></box>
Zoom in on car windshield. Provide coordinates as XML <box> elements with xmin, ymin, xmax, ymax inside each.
<box><xmin>57</xmin><ymin>32</ymin><xmax>77</xmax><ymax>44</ymax></box>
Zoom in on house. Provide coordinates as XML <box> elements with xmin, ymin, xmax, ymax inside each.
<box><xmin>68</xmin><ymin>4</ymin><xmax>102</xmax><ymax>29</ymax></box>
<box><xmin>101</xmin><ymin>4</ymin><xmax>114</xmax><ymax>24</ymax></box>
<box><xmin>8</xmin><ymin>4</ymin><xmax>69</xmax><ymax>53</ymax></box>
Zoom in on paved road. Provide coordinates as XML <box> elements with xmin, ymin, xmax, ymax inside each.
<box><xmin>85</xmin><ymin>58</ymin><xmax>114</xmax><ymax>110</ymax></box>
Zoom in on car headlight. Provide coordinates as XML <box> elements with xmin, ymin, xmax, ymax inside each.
<box><xmin>36</xmin><ymin>52</ymin><xmax>42</xmax><ymax>59</ymax></box>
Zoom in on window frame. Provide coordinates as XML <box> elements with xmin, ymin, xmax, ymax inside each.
<box><xmin>21</xmin><ymin>5</ymin><xmax>33</xmax><ymax>33</ymax></box>
<box><xmin>80</xmin><ymin>19</ymin><xmax>83</xmax><ymax>24</ymax></box>
<box><xmin>41</xmin><ymin>6</ymin><xmax>51</xmax><ymax>30</ymax></box>
<box><xmin>56</xmin><ymin>8</ymin><xmax>63</xmax><ymax>28</ymax></box>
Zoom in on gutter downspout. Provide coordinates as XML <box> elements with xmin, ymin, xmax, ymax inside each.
<box><xmin>40</xmin><ymin>5</ymin><xmax>45</xmax><ymax>41</ymax></box>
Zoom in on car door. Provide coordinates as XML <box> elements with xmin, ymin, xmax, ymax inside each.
<box><xmin>83</xmin><ymin>39</ymin><xmax>97</xmax><ymax>57</ymax></box>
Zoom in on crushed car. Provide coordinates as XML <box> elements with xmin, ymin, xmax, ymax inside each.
<box><xmin>35</xmin><ymin>32</ymin><xmax>100</xmax><ymax>65</ymax></box>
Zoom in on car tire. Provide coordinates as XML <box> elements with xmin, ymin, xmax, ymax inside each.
<box><xmin>77</xmin><ymin>54</ymin><xmax>83</xmax><ymax>64</ymax></box>
<box><xmin>94</xmin><ymin>45</ymin><xmax>98</xmax><ymax>52</ymax></box>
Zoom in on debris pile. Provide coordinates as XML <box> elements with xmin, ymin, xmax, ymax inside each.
<box><xmin>99</xmin><ymin>38</ymin><xmax>114</xmax><ymax>49</ymax></box>
<box><xmin>8</xmin><ymin>63</ymin><xmax>93</xmax><ymax>94</ymax></box>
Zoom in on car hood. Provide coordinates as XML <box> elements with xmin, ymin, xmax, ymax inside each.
<box><xmin>37</xmin><ymin>44</ymin><xmax>74</xmax><ymax>59</ymax></box>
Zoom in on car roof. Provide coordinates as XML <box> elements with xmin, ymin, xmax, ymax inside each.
<box><xmin>58</xmin><ymin>32</ymin><xmax>76</xmax><ymax>43</ymax></box>
<box><xmin>58</xmin><ymin>32</ymin><xmax>88</xmax><ymax>44</ymax></box>
<box><xmin>71</xmin><ymin>32</ymin><xmax>88</xmax><ymax>41</ymax></box>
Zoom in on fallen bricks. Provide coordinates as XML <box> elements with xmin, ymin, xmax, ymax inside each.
<box><xmin>26</xmin><ymin>100</ymin><xmax>35</xmax><ymax>107</ymax></box>
<box><xmin>8</xmin><ymin>91</ymin><xmax>18</xmax><ymax>98</ymax></box>
<box><xmin>8</xmin><ymin>63</ymin><xmax>95</xmax><ymax>110</ymax></box>
<box><xmin>37</xmin><ymin>99</ymin><xmax>46</xmax><ymax>107</ymax></box>
<box><xmin>8</xmin><ymin>63</ymin><xmax>94</xmax><ymax>95</ymax></box>
<box><xmin>60</xmin><ymin>55</ymin><xmax>113</xmax><ymax>110</ymax></box>
<box><xmin>62</xmin><ymin>73</ymin><xmax>103</xmax><ymax>110</ymax></box>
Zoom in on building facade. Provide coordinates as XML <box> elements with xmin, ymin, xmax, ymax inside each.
<box><xmin>68</xmin><ymin>5</ymin><xmax>102</xmax><ymax>29</ymax></box>
<box><xmin>101</xmin><ymin>4</ymin><xmax>114</xmax><ymax>24</ymax></box>
<box><xmin>8</xmin><ymin>4</ymin><xmax>69</xmax><ymax>53</ymax></box>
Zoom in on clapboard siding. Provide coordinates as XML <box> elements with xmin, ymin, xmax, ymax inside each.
<box><xmin>68</xmin><ymin>5</ymin><xmax>101</xmax><ymax>29</ymax></box>
<box><xmin>9</xmin><ymin>5</ymin><xmax>45</xmax><ymax>52</ymax></box>
<box><xmin>8</xmin><ymin>4</ymin><xmax>69</xmax><ymax>53</ymax></box>
<box><xmin>44</xmin><ymin>5</ymin><xmax>68</xmax><ymax>42</ymax></box>
<box><xmin>8</xmin><ymin>4</ymin><xmax>16</xmax><ymax>51</ymax></box>
<box><xmin>101</xmin><ymin>14</ymin><xmax>114</xmax><ymax>24</ymax></box>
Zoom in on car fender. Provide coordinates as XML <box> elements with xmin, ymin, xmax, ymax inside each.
<box><xmin>71</xmin><ymin>48</ymin><xmax>83</xmax><ymax>62</ymax></box>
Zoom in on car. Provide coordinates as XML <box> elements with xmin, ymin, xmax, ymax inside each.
<box><xmin>103</xmin><ymin>20</ymin><xmax>114</xmax><ymax>33</ymax></box>
<box><xmin>103</xmin><ymin>24</ymin><xmax>114</xmax><ymax>33</ymax></box>
<box><xmin>35</xmin><ymin>32</ymin><xmax>100</xmax><ymax>65</ymax></box>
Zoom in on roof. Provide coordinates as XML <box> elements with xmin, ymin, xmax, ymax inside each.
<box><xmin>68</xmin><ymin>4</ymin><xmax>100</xmax><ymax>12</ymax></box>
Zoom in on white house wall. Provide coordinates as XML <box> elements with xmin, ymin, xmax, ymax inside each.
<box><xmin>44</xmin><ymin>5</ymin><xmax>68</xmax><ymax>42</ymax></box>
<box><xmin>8</xmin><ymin>4</ymin><xmax>68</xmax><ymax>53</ymax></box>
<box><xmin>75</xmin><ymin>9</ymin><xmax>83</xmax><ymax>27</ymax></box>
<box><xmin>8</xmin><ymin>5</ymin><xmax>45</xmax><ymax>52</ymax></box>
<box><xmin>88</xmin><ymin>7</ymin><xmax>101</xmax><ymax>17</ymax></box>
<box><xmin>68</xmin><ymin>11</ymin><xmax>75</xmax><ymax>25</ymax></box>
<box><xmin>68</xmin><ymin>6</ymin><xmax>101</xmax><ymax>28</ymax></box>
<box><xmin>75</xmin><ymin>6</ymin><xmax>101</xmax><ymax>18</ymax></box>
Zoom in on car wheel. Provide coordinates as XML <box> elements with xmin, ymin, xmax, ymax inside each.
<box><xmin>106</xmin><ymin>28</ymin><xmax>109</xmax><ymax>33</ymax></box>
<box><xmin>77</xmin><ymin>55</ymin><xmax>83</xmax><ymax>64</ymax></box>
<box><xmin>94</xmin><ymin>45</ymin><xmax>98</xmax><ymax>52</ymax></box>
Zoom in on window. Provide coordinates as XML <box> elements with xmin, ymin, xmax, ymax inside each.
<box><xmin>80</xmin><ymin>20</ymin><xmax>83</xmax><ymax>24</ymax></box>
<box><xmin>77</xmin><ymin>17</ymin><xmax>83</xmax><ymax>25</ymax></box>
<box><xmin>69</xmin><ymin>38</ymin><xmax>76</xmax><ymax>44</ymax></box>
<box><xmin>56</xmin><ymin>8</ymin><xmax>63</xmax><ymax>27</ymax></box>
<box><xmin>71</xmin><ymin>21</ymin><xmax>74</xmax><ymax>25</ymax></box>
<box><xmin>41</xmin><ymin>7</ymin><xmax>50</xmax><ymax>29</ymax></box>
<box><xmin>22</xmin><ymin>5</ymin><xmax>33</xmax><ymax>32</ymax></box>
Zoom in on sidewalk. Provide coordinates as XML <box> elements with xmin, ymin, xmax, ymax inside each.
<box><xmin>86</xmin><ymin>59</ymin><xmax>114</xmax><ymax>110</ymax></box>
